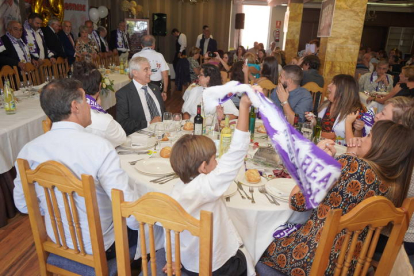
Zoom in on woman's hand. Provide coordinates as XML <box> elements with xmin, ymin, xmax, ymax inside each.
<box><xmin>317</xmin><ymin>139</ymin><xmax>336</xmax><ymax>157</ymax></box>
<box><xmin>346</xmin><ymin>111</ymin><xmax>359</xmax><ymax>124</ymax></box>
<box><xmin>305</xmin><ymin>112</ymin><xmax>316</xmax><ymax>126</ymax></box>
<box><xmin>251</xmin><ymin>84</ymin><xmax>264</xmax><ymax>94</ymax></box>
<box><xmin>347</xmin><ymin>137</ymin><xmax>362</xmax><ymax>148</ymax></box>
<box><xmin>353</xmin><ymin>120</ymin><xmax>365</xmax><ymax>131</ymax></box>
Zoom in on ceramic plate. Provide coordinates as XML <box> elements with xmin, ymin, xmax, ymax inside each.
<box><xmin>265</xmin><ymin>178</ymin><xmax>296</xmax><ymax>199</ymax></box>
<box><xmin>223</xmin><ymin>182</ymin><xmax>238</xmax><ymax>198</ymax></box>
<box><xmin>237</xmin><ymin>170</ymin><xmax>268</xmax><ymax>187</ymax></box>
<box><xmin>120</xmin><ymin>135</ymin><xmax>157</xmax><ymax>151</ymax></box>
<box><xmin>134</xmin><ymin>158</ymin><xmax>174</xmax><ymax>176</ymax></box>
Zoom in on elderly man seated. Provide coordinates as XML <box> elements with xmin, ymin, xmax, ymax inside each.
<box><xmin>359</xmin><ymin>60</ymin><xmax>393</xmax><ymax>93</ymax></box>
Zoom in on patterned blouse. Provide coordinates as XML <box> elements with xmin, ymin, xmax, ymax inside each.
<box><xmin>75</xmin><ymin>38</ymin><xmax>98</xmax><ymax>63</ymax></box>
<box><xmin>321</xmin><ymin>104</ymin><xmax>366</xmax><ymax>133</ymax></box>
<box><xmin>259</xmin><ymin>154</ymin><xmax>389</xmax><ymax>275</ymax></box>
<box><xmin>187</xmin><ymin>57</ymin><xmax>200</xmax><ymax>83</ymax></box>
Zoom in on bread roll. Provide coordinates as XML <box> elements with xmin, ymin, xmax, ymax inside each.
<box><xmin>245</xmin><ymin>169</ymin><xmax>261</xmax><ymax>184</ymax></box>
<box><xmin>257</xmin><ymin>125</ymin><xmax>267</xmax><ymax>134</ymax></box>
<box><xmin>183</xmin><ymin>122</ymin><xmax>194</xmax><ymax>131</ymax></box>
<box><xmin>160</xmin><ymin>147</ymin><xmax>172</xmax><ymax>158</ymax></box>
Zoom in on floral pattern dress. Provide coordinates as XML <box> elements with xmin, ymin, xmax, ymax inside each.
<box><xmin>259</xmin><ymin>154</ymin><xmax>389</xmax><ymax>276</ymax></box>
<box><xmin>75</xmin><ymin>39</ymin><xmax>98</xmax><ymax>63</ymax></box>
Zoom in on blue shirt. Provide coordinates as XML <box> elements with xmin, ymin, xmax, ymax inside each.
<box><xmin>270</xmin><ymin>86</ymin><xmax>313</xmax><ymax>122</ymax></box>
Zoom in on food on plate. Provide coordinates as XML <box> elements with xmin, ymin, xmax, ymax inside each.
<box><xmin>245</xmin><ymin>169</ymin><xmax>261</xmax><ymax>184</ymax></box>
<box><xmin>183</xmin><ymin>122</ymin><xmax>194</xmax><ymax>131</ymax></box>
<box><xmin>257</xmin><ymin>125</ymin><xmax>267</xmax><ymax>133</ymax></box>
<box><xmin>160</xmin><ymin>146</ymin><xmax>172</xmax><ymax>158</ymax></box>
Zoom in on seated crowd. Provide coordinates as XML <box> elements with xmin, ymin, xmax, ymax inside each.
<box><xmin>9</xmin><ymin>18</ymin><xmax>414</xmax><ymax>276</ymax></box>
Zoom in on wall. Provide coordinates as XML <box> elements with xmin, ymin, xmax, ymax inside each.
<box><xmin>89</xmin><ymin>0</ymin><xmax>232</xmax><ymax>63</ymax></box>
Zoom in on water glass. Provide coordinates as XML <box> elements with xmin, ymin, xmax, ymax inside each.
<box><xmin>301</xmin><ymin>122</ymin><xmax>313</xmax><ymax>141</ymax></box>
<box><xmin>154</xmin><ymin>122</ymin><xmax>165</xmax><ymax>141</ymax></box>
<box><xmin>172</xmin><ymin>113</ymin><xmax>182</xmax><ymax>131</ymax></box>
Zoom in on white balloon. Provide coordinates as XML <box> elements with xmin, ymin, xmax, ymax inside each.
<box><xmin>89</xmin><ymin>8</ymin><xmax>99</xmax><ymax>23</ymax></box>
<box><xmin>98</xmin><ymin>6</ymin><xmax>109</xmax><ymax>19</ymax></box>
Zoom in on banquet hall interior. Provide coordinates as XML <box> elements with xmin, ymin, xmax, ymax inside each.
<box><xmin>1</xmin><ymin>0</ymin><xmax>414</xmax><ymax>275</ymax></box>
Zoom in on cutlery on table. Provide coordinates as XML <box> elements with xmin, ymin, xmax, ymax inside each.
<box><xmin>258</xmin><ymin>187</ymin><xmax>280</xmax><ymax>206</ymax></box>
<box><xmin>234</xmin><ymin>181</ymin><xmax>246</xmax><ymax>199</ymax></box>
<box><xmin>129</xmin><ymin>159</ymin><xmax>144</xmax><ymax>165</ymax></box>
<box><xmin>154</xmin><ymin>141</ymin><xmax>159</xmax><ymax>151</ymax></box>
<box><xmin>236</xmin><ymin>181</ymin><xmax>251</xmax><ymax>200</ymax></box>
<box><xmin>249</xmin><ymin>187</ymin><xmax>256</xmax><ymax>204</ymax></box>
<box><xmin>150</xmin><ymin>173</ymin><xmax>176</xmax><ymax>183</ymax></box>
<box><xmin>157</xmin><ymin>175</ymin><xmax>179</xmax><ymax>184</ymax></box>
<box><xmin>117</xmin><ymin>150</ymin><xmax>149</xmax><ymax>155</ymax></box>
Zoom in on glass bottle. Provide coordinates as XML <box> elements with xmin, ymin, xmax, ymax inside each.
<box><xmin>312</xmin><ymin>117</ymin><xmax>322</xmax><ymax>144</ymax></box>
<box><xmin>4</xmin><ymin>80</ymin><xmax>16</xmax><ymax>114</ymax></box>
<box><xmin>194</xmin><ymin>105</ymin><xmax>203</xmax><ymax>135</ymax></box>
<box><xmin>249</xmin><ymin>107</ymin><xmax>256</xmax><ymax>142</ymax></box>
<box><xmin>219</xmin><ymin>115</ymin><xmax>232</xmax><ymax>157</ymax></box>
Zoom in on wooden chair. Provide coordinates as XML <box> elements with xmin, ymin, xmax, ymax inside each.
<box><xmin>310</xmin><ymin>196</ymin><xmax>414</xmax><ymax>276</ymax></box>
<box><xmin>55</xmin><ymin>57</ymin><xmax>69</xmax><ymax>79</ymax></box>
<box><xmin>22</xmin><ymin>62</ymin><xmax>41</xmax><ymax>86</ymax></box>
<box><xmin>17</xmin><ymin>159</ymin><xmax>115</xmax><ymax>276</ymax></box>
<box><xmin>92</xmin><ymin>54</ymin><xmax>101</xmax><ymax>68</ymax></box>
<box><xmin>248</xmin><ymin>66</ymin><xmax>260</xmax><ymax>76</ymax></box>
<box><xmin>112</xmin><ymin>190</ymin><xmax>213</xmax><ymax>276</ymax></box>
<box><xmin>112</xmin><ymin>52</ymin><xmax>120</xmax><ymax>66</ymax></box>
<box><xmin>302</xmin><ymin>81</ymin><xmax>324</xmax><ymax>114</ymax></box>
<box><xmin>0</xmin><ymin>65</ymin><xmax>21</xmax><ymax>90</ymax></box>
<box><xmin>42</xmin><ymin>117</ymin><xmax>52</xmax><ymax>133</ymax></box>
<box><xmin>39</xmin><ymin>59</ymin><xmax>55</xmax><ymax>83</ymax></box>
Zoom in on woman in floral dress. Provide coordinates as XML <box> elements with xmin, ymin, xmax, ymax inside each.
<box><xmin>257</xmin><ymin>120</ymin><xmax>414</xmax><ymax>276</ymax></box>
<box><xmin>75</xmin><ymin>25</ymin><xmax>98</xmax><ymax>63</ymax></box>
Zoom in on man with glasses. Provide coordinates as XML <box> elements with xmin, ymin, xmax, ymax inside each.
<box><xmin>359</xmin><ymin>60</ymin><xmax>393</xmax><ymax>93</ymax></box>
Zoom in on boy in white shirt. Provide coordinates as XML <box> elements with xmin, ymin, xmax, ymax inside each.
<box><xmin>167</xmin><ymin>94</ymin><xmax>253</xmax><ymax>275</ymax></box>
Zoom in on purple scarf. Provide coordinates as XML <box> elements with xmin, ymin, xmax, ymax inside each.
<box><xmin>86</xmin><ymin>94</ymin><xmax>107</xmax><ymax>114</ymax></box>
<box><xmin>203</xmin><ymin>81</ymin><xmax>342</xmax><ymax>209</ymax></box>
<box><xmin>360</xmin><ymin>108</ymin><xmax>375</xmax><ymax>137</ymax></box>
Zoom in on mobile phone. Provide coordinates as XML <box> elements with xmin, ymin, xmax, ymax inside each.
<box><xmin>306</xmin><ymin>43</ymin><xmax>316</xmax><ymax>54</ymax></box>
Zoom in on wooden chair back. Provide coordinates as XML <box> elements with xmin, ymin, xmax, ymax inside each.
<box><xmin>55</xmin><ymin>57</ymin><xmax>69</xmax><ymax>79</ymax></box>
<box><xmin>17</xmin><ymin>159</ymin><xmax>108</xmax><ymax>276</ymax></box>
<box><xmin>112</xmin><ymin>52</ymin><xmax>120</xmax><ymax>66</ymax></box>
<box><xmin>92</xmin><ymin>55</ymin><xmax>101</xmax><ymax>68</ymax></box>
<box><xmin>311</xmin><ymin>196</ymin><xmax>414</xmax><ymax>276</ymax></box>
<box><xmin>249</xmin><ymin>66</ymin><xmax>260</xmax><ymax>75</ymax></box>
<box><xmin>42</xmin><ymin>117</ymin><xmax>52</xmax><ymax>133</ymax></box>
<box><xmin>112</xmin><ymin>190</ymin><xmax>213</xmax><ymax>276</ymax></box>
<box><xmin>302</xmin><ymin>81</ymin><xmax>324</xmax><ymax>114</ymax></box>
<box><xmin>39</xmin><ymin>59</ymin><xmax>55</xmax><ymax>83</ymax></box>
<box><xmin>0</xmin><ymin>65</ymin><xmax>21</xmax><ymax>90</ymax></box>
<box><xmin>22</xmin><ymin>62</ymin><xmax>41</xmax><ymax>86</ymax></box>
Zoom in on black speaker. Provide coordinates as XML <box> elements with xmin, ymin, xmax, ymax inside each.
<box><xmin>235</xmin><ymin>13</ymin><xmax>245</xmax><ymax>30</ymax></box>
<box><xmin>153</xmin><ymin>13</ymin><xmax>167</xmax><ymax>36</ymax></box>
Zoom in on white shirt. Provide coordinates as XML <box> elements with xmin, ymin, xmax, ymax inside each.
<box><xmin>170</xmin><ymin>129</ymin><xmax>249</xmax><ymax>272</ymax></box>
<box><xmin>132</xmin><ymin>79</ymin><xmax>162</xmax><ymax>125</ymax></box>
<box><xmin>132</xmin><ymin>48</ymin><xmax>169</xmax><ymax>81</ymax></box>
<box><xmin>181</xmin><ymin>85</ymin><xmax>239</xmax><ymax>117</ymax></box>
<box><xmin>86</xmin><ymin>109</ymin><xmax>127</xmax><ymax>147</ymax></box>
<box><xmin>177</xmin><ymin>33</ymin><xmax>187</xmax><ymax>53</ymax></box>
<box><xmin>195</xmin><ymin>33</ymin><xmax>213</xmax><ymax>49</ymax></box>
<box><xmin>35</xmin><ymin>30</ymin><xmax>45</xmax><ymax>59</ymax></box>
<box><xmin>13</xmin><ymin>121</ymin><xmax>138</xmax><ymax>254</ymax></box>
<box><xmin>359</xmin><ymin>72</ymin><xmax>394</xmax><ymax>93</ymax></box>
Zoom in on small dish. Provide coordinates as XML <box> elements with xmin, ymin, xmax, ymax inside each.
<box><xmin>265</xmin><ymin>178</ymin><xmax>296</xmax><ymax>199</ymax></box>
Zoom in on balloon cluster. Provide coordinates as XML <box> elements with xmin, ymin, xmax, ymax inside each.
<box><xmin>89</xmin><ymin>6</ymin><xmax>109</xmax><ymax>23</ymax></box>
<box><xmin>121</xmin><ymin>0</ymin><xmax>143</xmax><ymax>17</ymax></box>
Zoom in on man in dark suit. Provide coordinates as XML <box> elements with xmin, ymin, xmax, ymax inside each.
<box><xmin>110</xmin><ymin>21</ymin><xmax>129</xmax><ymax>62</ymax></box>
<box><xmin>97</xmin><ymin>26</ymin><xmax>109</xmax><ymax>53</ymax></box>
<box><xmin>42</xmin><ymin>18</ymin><xmax>66</xmax><ymax>59</ymax></box>
<box><xmin>58</xmin><ymin>21</ymin><xmax>76</xmax><ymax>65</ymax></box>
<box><xmin>116</xmin><ymin>56</ymin><xmax>165</xmax><ymax>135</ymax></box>
<box><xmin>199</xmin><ymin>29</ymin><xmax>217</xmax><ymax>55</ymax></box>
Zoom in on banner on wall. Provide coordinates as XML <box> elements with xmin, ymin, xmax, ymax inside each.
<box><xmin>64</xmin><ymin>0</ymin><xmax>89</xmax><ymax>37</ymax></box>
<box><xmin>0</xmin><ymin>0</ymin><xmax>21</xmax><ymax>37</ymax></box>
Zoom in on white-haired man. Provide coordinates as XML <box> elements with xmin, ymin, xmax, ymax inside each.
<box><xmin>42</xmin><ymin>17</ymin><xmax>66</xmax><ymax>59</ymax></box>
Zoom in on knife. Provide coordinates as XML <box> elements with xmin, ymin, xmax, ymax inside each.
<box><xmin>117</xmin><ymin>150</ymin><xmax>150</xmax><ymax>155</ymax></box>
<box><xmin>236</xmin><ymin>181</ymin><xmax>251</xmax><ymax>200</ymax></box>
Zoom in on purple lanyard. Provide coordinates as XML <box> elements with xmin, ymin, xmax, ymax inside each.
<box><xmin>370</xmin><ymin>72</ymin><xmax>389</xmax><ymax>91</ymax></box>
<box><xmin>86</xmin><ymin>94</ymin><xmax>107</xmax><ymax>114</ymax></box>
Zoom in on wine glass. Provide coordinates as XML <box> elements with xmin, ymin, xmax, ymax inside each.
<box><xmin>20</xmin><ymin>81</ymin><xmax>26</xmax><ymax>93</ymax></box>
<box><xmin>172</xmin><ymin>113</ymin><xmax>182</xmax><ymax>131</ymax></box>
<box><xmin>301</xmin><ymin>122</ymin><xmax>313</xmax><ymax>141</ymax></box>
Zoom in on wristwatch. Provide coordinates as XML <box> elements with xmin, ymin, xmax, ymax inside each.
<box><xmin>281</xmin><ymin>101</ymin><xmax>288</xmax><ymax>106</ymax></box>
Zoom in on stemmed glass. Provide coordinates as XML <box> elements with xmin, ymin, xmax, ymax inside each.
<box><xmin>301</xmin><ymin>122</ymin><xmax>313</xmax><ymax>141</ymax></box>
<box><xmin>172</xmin><ymin>113</ymin><xmax>182</xmax><ymax>132</ymax></box>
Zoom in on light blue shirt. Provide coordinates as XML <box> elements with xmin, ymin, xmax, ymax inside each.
<box><xmin>270</xmin><ymin>86</ymin><xmax>313</xmax><ymax>122</ymax></box>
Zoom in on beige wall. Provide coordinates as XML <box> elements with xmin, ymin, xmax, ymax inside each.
<box><xmin>89</xmin><ymin>0</ymin><xmax>232</xmax><ymax>63</ymax></box>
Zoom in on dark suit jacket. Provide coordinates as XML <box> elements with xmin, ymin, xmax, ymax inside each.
<box><xmin>200</xmin><ymin>37</ymin><xmax>218</xmax><ymax>55</ymax></box>
<box><xmin>58</xmin><ymin>31</ymin><xmax>75</xmax><ymax>65</ymax></box>
<box><xmin>0</xmin><ymin>35</ymin><xmax>22</xmax><ymax>68</ymax></box>
<box><xmin>109</xmin><ymin>30</ymin><xmax>129</xmax><ymax>53</ymax></box>
<box><xmin>116</xmin><ymin>81</ymin><xmax>165</xmax><ymax>135</ymax></box>
<box><xmin>99</xmin><ymin>36</ymin><xmax>108</xmax><ymax>53</ymax></box>
<box><xmin>42</xmin><ymin>26</ymin><xmax>66</xmax><ymax>59</ymax></box>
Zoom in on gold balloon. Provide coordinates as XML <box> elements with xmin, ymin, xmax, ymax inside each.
<box><xmin>130</xmin><ymin>6</ymin><xmax>137</xmax><ymax>16</ymax></box>
<box><xmin>121</xmin><ymin>0</ymin><xmax>131</xmax><ymax>12</ymax></box>
<box><xmin>136</xmin><ymin>5</ymin><xmax>143</xmax><ymax>12</ymax></box>
<box><xmin>130</xmin><ymin>1</ymin><xmax>137</xmax><ymax>7</ymax></box>
<box><xmin>32</xmin><ymin>0</ymin><xmax>64</xmax><ymax>26</ymax></box>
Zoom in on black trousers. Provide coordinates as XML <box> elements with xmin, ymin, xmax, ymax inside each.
<box><xmin>105</xmin><ymin>227</ymin><xmax>138</xmax><ymax>260</ymax></box>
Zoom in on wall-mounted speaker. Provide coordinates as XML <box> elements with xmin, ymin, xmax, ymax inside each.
<box><xmin>153</xmin><ymin>13</ymin><xmax>167</xmax><ymax>36</ymax></box>
<box><xmin>235</xmin><ymin>13</ymin><xmax>245</xmax><ymax>30</ymax></box>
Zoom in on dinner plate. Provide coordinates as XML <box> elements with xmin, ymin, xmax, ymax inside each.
<box><xmin>134</xmin><ymin>158</ymin><xmax>174</xmax><ymax>176</ymax></box>
<box><xmin>120</xmin><ymin>135</ymin><xmax>157</xmax><ymax>151</ymax></box>
<box><xmin>265</xmin><ymin>178</ymin><xmax>296</xmax><ymax>199</ymax></box>
<box><xmin>237</xmin><ymin>170</ymin><xmax>268</xmax><ymax>187</ymax></box>
<box><xmin>223</xmin><ymin>182</ymin><xmax>238</xmax><ymax>198</ymax></box>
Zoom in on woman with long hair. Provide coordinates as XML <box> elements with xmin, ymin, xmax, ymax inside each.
<box><xmin>306</xmin><ymin>74</ymin><xmax>366</xmax><ymax>142</ymax></box>
<box><xmin>256</xmin><ymin>56</ymin><xmax>279</xmax><ymax>97</ymax></box>
<box><xmin>233</xmin><ymin>46</ymin><xmax>246</xmax><ymax>63</ymax></box>
<box><xmin>258</xmin><ymin>120</ymin><xmax>414</xmax><ymax>275</ymax></box>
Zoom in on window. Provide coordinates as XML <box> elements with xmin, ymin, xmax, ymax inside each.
<box><xmin>241</xmin><ymin>5</ymin><xmax>271</xmax><ymax>51</ymax></box>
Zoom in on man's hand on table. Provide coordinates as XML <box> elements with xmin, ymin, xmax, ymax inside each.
<box><xmin>150</xmin><ymin>116</ymin><xmax>162</xmax><ymax>124</ymax></box>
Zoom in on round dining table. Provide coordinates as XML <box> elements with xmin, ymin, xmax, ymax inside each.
<box><xmin>118</xmin><ymin>130</ymin><xmax>311</xmax><ymax>276</ymax></box>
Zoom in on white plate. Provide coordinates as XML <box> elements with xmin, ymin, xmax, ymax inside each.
<box><xmin>265</xmin><ymin>178</ymin><xmax>296</xmax><ymax>199</ymax></box>
<box><xmin>134</xmin><ymin>158</ymin><xmax>174</xmax><ymax>176</ymax></box>
<box><xmin>334</xmin><ymin>144</ymin><xmax>347</xmax><ymax>156</ymax></box>
<box><xmin>120</xmin><ymin>135</ymin><xmax>157</xmax><ymax>151</ymax></box>
<box><xmin>223</xmin><ymin>182</ymin><xmax>237</xmax><ymax>198</ymax></box>
<box><xmin>237</xmin><ymin>170</ymin><xmax>268</xmax><ymax>187</ymax></box>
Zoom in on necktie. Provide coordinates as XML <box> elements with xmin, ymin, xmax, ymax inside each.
<box><xmin>142</xmin><ymin>86</ymin><xmax>160</xmax><ymax>119</ymax></box>
<box><xmin>68</xmin><ymin>33</ymin><xmax>74</xmax><ymax>47</ymax></box>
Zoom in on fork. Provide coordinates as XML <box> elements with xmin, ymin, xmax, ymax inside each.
<box><xmin>259</xmin><ymin>187</ymin><xmax>280</xmax><ymax>206</ymax></box>
<box><xmin>249</xmin><ymin>187</ymin><xmax>255</xmax><ymax>204</ymax></box>
<box><xmin>129</xmin><ymin>159</ymin><xmax>143</xmax><ymax>165</ymax></box>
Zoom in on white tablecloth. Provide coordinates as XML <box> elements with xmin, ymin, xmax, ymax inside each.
<box><xmin>119</xmin><ymin>134</ymin><xmax>310</xmax><ymax>275</ymax></box>
<box><xmin>0</xmin><ymin>73</ymin><xmax>130</xmax><ymax>174</ymax></box>
<box><xmin>359</xmin><ymin>92</ymin><xmax>385</xmax><ymax>113</ymax></box>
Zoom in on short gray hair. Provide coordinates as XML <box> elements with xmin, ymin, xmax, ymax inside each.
<box><xmin>48</xmin><ymin>18</ymin><xmax>59</xmax><ymax>26</ymax></box>
<box><xmin>129</xmin><ymin>56</ymin><xmax>149</xmax><ymax>78</ymax></box>
<box><xmin>142</xmin><ymin>35</ymin><xmax>155</xmax><ymax>47</ymax></box>
<box><xmin>79</xmin><ymin>25</ymin><xmax>88</xmax><ymax>33</ymax></box>
<box><xmin>97</xmin><ymin>26</ymin><xmax>107</xmax><ymax>34</ymax></box>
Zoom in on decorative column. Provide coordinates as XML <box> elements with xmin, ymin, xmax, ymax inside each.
<box><xmin>284</xmin><ymin>0</ymin><xmax>304</xmax><ymax>63</ymax></box>
<box><xmin>318</xmin><ymin>0</ymin><xmax>368</xmax><ymax>89</ymax></box>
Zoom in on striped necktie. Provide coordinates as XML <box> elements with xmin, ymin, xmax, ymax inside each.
<box><xmin>142</xmin><ymin>86</ymin><xmax>160</xmax><ymax>119</ymax></box>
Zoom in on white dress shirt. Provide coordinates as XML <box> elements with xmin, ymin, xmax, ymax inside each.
<box><xmin>35</xmin><ymin>30</ymin><xmax>45</xmax><ymax>59</ymax></box>
<box><xmin>132</xmin><ymin>48</ymin><xmax>169</xmax><ymax>82</ymax></box>
<box><xmin>86</xmin><ymin>109</ymin><xmax>127</xmax><ymax>147</ymax></box>
<box><xmin>13</xmin><ymin>121</ymin><xmax>138</xmax><ymax>254</ymax></box>
<box><xmin>170</xmin><ymin>129</ymin><xmax>249</xmax><ymax>272</ymax></box>
<box><xmin>195</xmin><ymin>33</ymin><xmax>213</xmax><ymax>49</ymax></box>
<box><xmin>181</xmin><ymin>85</ymin><xmax>239</xmax><ymax>117</ymax></box>
<box><xmin>178</xmin><ymin>33</ymin><xmax>187</xmax><ymax>53</ymax></box>
<box><xmin>132</xmin><ymin>79</ymin><xmax>162</xmax><ymax>125</ymax></box>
